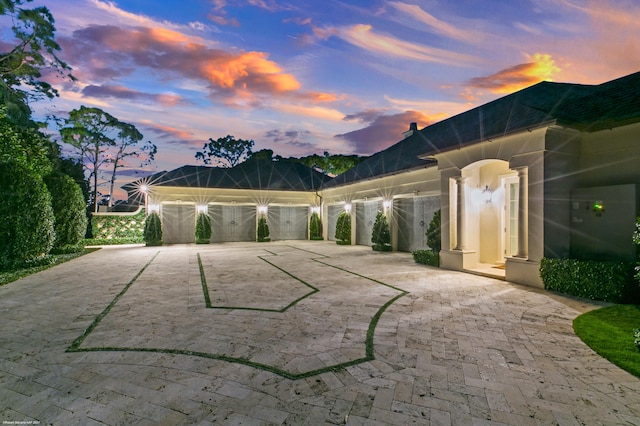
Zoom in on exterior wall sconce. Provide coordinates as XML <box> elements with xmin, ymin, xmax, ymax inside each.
<box><xmin>197</xmin><ymin>204</ymin><xmax>208</xmax><ymax>214</ymax></box>
<box><xmin>344</xmin><ymin>203</ymin><xmax>352</xmax><ymax>213</ymax></box>
<box><xmin>148</xmin><ymin>204</ymin><xmax>160</xmax><ymax>214</ymax></box>
<box><xmin>258</xmin><ymin>205</ymin><xmax>268</xmax><ymax>214</ymax></box>
<box><xmin>592</xmin><ymin>201</ymin><xmax>605</xmax><ymax>217</ymax></box>
<box><xmin>481</xmin><ymin>185</ymin><xmax>495</xmax><ymax>204</ymax></box>
<box><xmin>383</xmin><ymin>200</ymin><xmax>392</xmax><ymax>210</ymax></box>
<box><xmin>140</xmin><ymin>184</ymin><xmax>149</xmax><ymax>193</ymax></box>
<box><xmin>311</xmin><ymin>206</ymin><xmax>320</xmax><ymax>214</ymax></box>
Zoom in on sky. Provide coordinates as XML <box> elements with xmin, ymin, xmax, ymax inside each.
<box><xmin>6</xmin><ymin>0</ymin><xmax>640</xmax><ymax>200</ymax></box>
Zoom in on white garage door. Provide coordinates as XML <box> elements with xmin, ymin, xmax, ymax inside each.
<box><xmin>356</xmin><ymin>201</ymin><xmax>382</xmax><ymax>246</ymax></box>
<box><xmin>162</xmin><ymin>204</ymin><xmax>195</xmax><ymax>244</ymax></box>
<box><xmin>327</xmin><ymin>205</ymin><xmax>343</xmax><ymax>241</ymax></box>
<box><xmin>270</xmin><ymin>206</ymin><xmax>308</xmax><ymax>240</ymax></box>
<box><xmin>396</xmin><ymin>196</ymin><xmax>440</xmax><ymax>252</ymax></box>
<box><xmin>210</xmin><ymin>205</ymin><xmax>256</xmax><ymax>242</ymax></box>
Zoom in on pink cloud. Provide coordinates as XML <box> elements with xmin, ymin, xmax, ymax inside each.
<box><xmin>82</xmin><ymin>84</ymin><xmax>189</xmax><ymax>106</ymax></box>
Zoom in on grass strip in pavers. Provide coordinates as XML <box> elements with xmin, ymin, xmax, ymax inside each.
<box><xmin>68</xmin><ymin>247</ymin><xmax>408</xmax><ymax>380</ymax></box>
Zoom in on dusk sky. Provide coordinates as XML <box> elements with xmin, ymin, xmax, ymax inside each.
<box><xmin>8</xmin><ymin>0</ymin><xmax>640</xmax><ymax>200</ymax></box>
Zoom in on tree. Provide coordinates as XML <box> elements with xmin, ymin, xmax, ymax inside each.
<box><xmin>371</xmin><ymin>211</ymin><xmax>391</xmax><ymax>251</ymax></box>
<box><xmin>309</xmin><ymin>212</ymin><xmax>323</xmax><ymax>240</ymax></box>
<box><xmin>106</xmin><ymin>122</ymin><xmax>156</xmax><ymax>207</ymax></box>
<box><xmin>45</xmin><ymin>173</ymin><xmax>87</xmax><ymax>251</ymax></box>
<box><xmin>335</xmin><ymin>211</ymin><xmax>351</xmax><ymax>245</ymax></box>
<box><xmin>286</xmin><ymin>151</ymin><xmax>366</xmax><ymax>176</ymax></box>
<box><xmin>257</xmin><ymin>214</ymin><xmax>270</xmax><ymax>242</ymax></box>
<box><xmin>143</xmin><ymin>212</ymin><xmax>162</xmax><ymax>246</ymax></box>
<box><xmin>0</xmin><ymin>0</ymin><xmax>74</xmax><ymax>124</ymax></box>
<box><xmin>195</xmin><ymin>212</ymin><xmax>211</xmax><ymax>244</ymax></box>
<box><xmin>195</xmin><ymin>135</ymin><xmax>254</xmax><ymax>167</ymax></box>
<box><xmin>426</xmin><ymin>209</ymin><xmax>441</xmax><ymax>252</ymax></box>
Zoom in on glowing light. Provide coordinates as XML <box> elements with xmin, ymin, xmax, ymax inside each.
<box><xmin>383</xmin><ymin>200</ymin><xmax>392</xmax><ymax>210</ymax></box>
<box><xmin>344</xmin><ymin>203</ymin><xmax>352</xmax><ymax>213</ymax></box>
<box><xmin>140</xmin><ymin>184</ymin><xmax>149</xmax><ymax>193</ymax></box>
<box><xmin>197</xmin><ymin>204</ymin><xmax>208</xmax><ymax>214</ymax></box>
<box><xmin>311</xmin><ymin>206</ymin><xmax>320</xmax><ymax>214</ymax></box>
<box><xmin>148</xmin><ymin>204</ymin><xmax>160</xmax><ymax>214</ymax></box>
<box><xmin>258</xmin><ymin>205</ymin><xmax>268</xmax><ymax>214</ymax></box>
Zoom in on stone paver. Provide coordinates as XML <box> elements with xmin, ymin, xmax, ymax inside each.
<box><xmin>1</xmin><ymin>241</ymin><xmax>639</xmax><ymax>425</ymax></box>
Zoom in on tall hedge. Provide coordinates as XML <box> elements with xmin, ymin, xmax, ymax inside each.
<box><xmin>309</xmin><ymin>212</ymin><xmax>323</xmax><ymax>240</ymax></box>
<box><xmin>45</xmin><ymin>174</ymin><xmax>87</xmax><ymax>250</ymax></box>
<box><xmin>426</xmin><ymin>209</ymin><xmax>441</xmax><ymax>252</ymax></box>
<box><xmin>195</xmin><ymin>212</ymin><xmax>212</xmax><ymax>244</ymax></box>
<box><xmin>335</xmin><ymin>211</ymin><xmax>351</xmax><ymax>245</ymax></box>
<box><xmin>371</xmin><ymin>211</ymin><xmax>391</xmax><ymax>251</ymax></box>
<box><xmin>0</xmin><ymin>159</ymin><xmax>55</xmax><ymax>269</ymax></box>
<box><xmin>143</xmin><ymin>212</ymin><xmax>163</xmax><ymax>246</ymax></box>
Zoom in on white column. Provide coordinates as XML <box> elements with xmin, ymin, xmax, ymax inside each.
<box><xmin>454</xmin><ymin>176</ymin><xmax>467</xmax><ymax>250</ymax></box>
<box><xmin>514</xmin><ymin>167</ymin><xmax>528</xmax><ymax>258</ymax></box>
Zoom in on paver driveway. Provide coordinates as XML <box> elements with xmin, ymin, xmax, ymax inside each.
<box><xmin>1</xmin><ymin>242</ymin><xmax>639</xmax><ymax>425</ymax></box>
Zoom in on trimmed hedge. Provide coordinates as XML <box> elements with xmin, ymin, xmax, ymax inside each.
<box><xmin>144</xmin><ymin>212</ymin><xmax>163</xmax><ymax>246</ymax></box>
<box><xmin>257</xmin><ymin>215</ymin><xmax>270</xmax><ymax>242</ymax></box>
<box><xmin>335</xmin><ymin>211</ymin><xmax>351</xmax><ymax>245</ymax></box>
<box><xmin>46</xmin><ymin>174</ymin><xmax>87</xmax><ymax>250</ymax></box>
<box><xmin>195</xmin><ymin>212</ymin><xmax>212</xmax><ymax>244</ymax></box>
<box><xmin>540</xmin><ymin>258</ymin><xmax>638</xmax><ymax>303</ymax></box>
<box><xmin>309</xmin><ymin>212</ymin><xmax>323</xmax><ymax>240</ymax></box>
<box><xmin>413</xmin><ymin>249</ymin><xmax>440</xmax><ymax>267</ymax></box>
<box><xmin>0</xmin><ymin>159</ymin><xmax>55</xmax><ymax>270</ymax></box>
<box><xmin>371</xmin><ymin>211</ymin><xmax>391</xmax><ymax>251</ymax></box>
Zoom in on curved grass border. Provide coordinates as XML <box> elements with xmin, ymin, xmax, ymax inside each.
<box><xmin>573</xmin><ymin>304</ymin><xmax>640</xmax><ymax>378</ymax></box>
<box><xmin>68</xmin><ymin>246</ymin><xmax>408</xmax><ymax>380</ymax></box>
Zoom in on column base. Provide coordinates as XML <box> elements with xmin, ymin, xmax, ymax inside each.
<box><xmin>440</xmin><ymin>250</ymin><xmax>479</xmax><ymax>271</ymax></box>
<box><xmin>505</xmin><ymin>257</ymin><xmax>542</xmax><ymax>288</ymax></box>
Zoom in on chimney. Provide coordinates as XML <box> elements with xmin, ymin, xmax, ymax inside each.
<box><xmin>402</xmin><ymin>122</ymin><xmax>418</xmax><ymax>138</ymax></box>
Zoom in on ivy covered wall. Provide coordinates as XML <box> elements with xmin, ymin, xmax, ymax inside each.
<box><xmin>91</xmin><ymin>208</ymin><xmax>145</xmax><ymax>240</ymax></box>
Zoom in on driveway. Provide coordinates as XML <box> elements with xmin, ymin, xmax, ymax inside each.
<box><xmin>1</xmin><ymin>242</ymin><xmax>639</xmax><ymax>425</ymax></box>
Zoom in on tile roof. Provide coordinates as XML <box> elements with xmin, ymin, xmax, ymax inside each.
<box><xmin>325</xmin><ymin>71</ymin><xmax>640</xmax><ymax>187</ymax></box>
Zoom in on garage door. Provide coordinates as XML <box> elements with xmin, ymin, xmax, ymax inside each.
<box><xmin>396</xmin><ymin>196</ymin><xmax>440</xmax><ymax>252</ymax></box>
<box><xmin>210</xmin><ymin>205</ymin><xmax>256</xmax><ymax>242</ymax></box>
<box><xmin>162</xmin><ymin>204</ymin><xmax>195</xmax><ymax>244</ymax></box>
<box><xmin>270</xmin><ymin>206</ymin><xmax>308</xmax><ymax>240</ymax></box>
<box><xmin>327</xmin><ymin>205</ymin><xmax>342</xmax><ymax>241</ymax></box>
<box><xmin>356</xmin><ymin>201</ymin><xmax>381</xmax><ymax>246</ymax></box>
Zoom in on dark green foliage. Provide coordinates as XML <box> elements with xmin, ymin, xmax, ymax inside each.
<box><xmin>540</xmin><ymin>258</ymin><xmax>638</xmax><ymax>303</ymax></box>
<box><xmin>371</xmin><ymin>211</ymin><xmax>391</xmax><ymax>251</ymax></box>
<box><xmin>634</xmin><ymin>217</ymin><xmax>640</xmax><ymax>282</ymax></box>
<box><xmin>195</xmin><ymin>134</ymin><xmax>254</xmax><ymax>167</ymax></box>
<box><xmin>195</xmin><ymin>212</ymin><xmax>212</xmax><ymax>244</ymax></box>
<box><xmin>91</xmin><ymin>209</ymin><xmax>145</xmax><ymax>240</ymax></box>
<box><xmin>335</xmin><ymin>211</ymin><xmax>351</xmax><ymax>245</ymax></box>
<box><xmin>45</xmin><ymin>174</ymin><xmax>87</xmax><ymax>250</ymax></box>
<box><xmin>257</xmin><ymin>215</ymin><xmax>270</xmax><ymax>242</ymax></box>
<box><xmin>287</xmin><ymin>151</ymin><xmax>367</xmax><ymax>176</ymax></box>
<box><xmin>0</xmin><ymin>159</ymin><xmax>55</xmax><ymax>269</ymax></box>
<box><xmin>84</xmin><ymin>237</ymin><xmax>143</xmax><ymax>245</ymax></box>
<box><xmin>426</xmin><ymin>209</ymin><xmax>441</xmax><ymax>252</ymax></box>
<box><xmin>412</xmin><ymin>249</ymin><xmax>440</xmax><ymax>266</ymax></box>
<box><xmin>143</xmin><ymin>212</ymin><xmax>162</xmax><ymax>246</ymax></box>
<box><xmin>309</xmin><ymin>212</ymin><xmax>323</xmax><ymax>240</ymax></box>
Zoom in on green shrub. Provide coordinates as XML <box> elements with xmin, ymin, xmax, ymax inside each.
<box><xmin>143</xmin><ymin>212</ymin><xmax>163</xmax><ymax>246</ymax></box>
<box><xmin>335</xmin><ymin>211</ymin><xmax>351</xmax><ymax>245</ymax></box>
<box><xmin>84</xmin><ymin>237</ymin><xmax>144</xmax><ymax>245</ymax></box>
<box><xmin>426</xmin><ymin>209</ymin><xmax>441</xmax><ymax>252</ymax></box>
<box><xmin>540</xmin><ymin>258</ymin><xmax>638</xmax><ymax>303</ymax></box>
<box><xmin>46</xmin><ymin>174</ymin><xmax>87</xmax><ymax>249</ymax></box>
<box><xmin>371</xmin><ymin>210</ymin><xmax>391</xmax><ymax>251</ymax></box>
<box><xmin>0</xmin><ymin>159</ymin><xmax>55</xmax><ymax>270</ymax></box>
<box><xmin>413</xmin><ymin>249</ymin><xmax>440</xmax><ymax>266</ymax></box>
<box><xmin>195</xmin><ymin>212</ymin><xmax>212</xmax><ymax>244</ymax></box>
<box><xmin>257</xmin><ymin>214</ymin><xmax>270</xmax><ymax>242</ymax></box>
<box><xmin>309</xmin><ymin>212</ymin><xmax>323</xmax><ymax>240</ymax></box>
<box><xmin>633</xmin><ymin>217</ymin><xmax>640</xmax><ymax>282</ymax></box>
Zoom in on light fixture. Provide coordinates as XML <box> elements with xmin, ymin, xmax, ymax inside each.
<box><xmin>311</xmin><ymin>206</ymin><xmax>320</xmax><ymax>214</ymax></box>
<box><xmin>481</xmin><ymin>185</ymin><xmax>494</xmax><ymax>204</ymax></box>
<box><xmin>258</xmin><ymin>205</ymin><xmax>268</xmax><ymax>214</ymax></box>
<box><xmin>344</xmin><ymin>203</ymin><xmax>352</xmax><ymax>213</ymax></box>
<box><xmin>197</xmin><ymin>204</ymin><xmax>208</xmax><ymax>214</ymax></box>
<box><xmin>140</xmin><ymin>184</ymin><xmax>149</xmax><ymax>193</ymax></box>
<box><xmin>593</xmin><ymin>200</ymin><xmax>605</xmax><ymax>217</ymax></box>
<box><xmin>148</xmin><ymin>204</ymin><xmax>160</xmax><ymax>214</ymax></box>
<box><xmin>383</xmin><ymin>200</ymin><xmax>392</xmax><ymax>210</ymax></box>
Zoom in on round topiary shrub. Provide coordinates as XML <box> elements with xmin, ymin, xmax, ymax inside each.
<box><xmin>257</xmin><ymin>214</ymin><xmax>270</xmax><ymax>242</ymax></box>
<box><xmin>0</xmin><ymin>159</ymin><xmax>55</xmax><ymax>269</ymax></box>
<box><xmin>46</xmin><ymin>174</ymin><xmax>87</xmax><ymax>252</ymax></box>
<box><xmin>195</xmin><ymin>212</ymin><xmax>212</xmax><ymax>244</ymax></box>
<box><xmin>335</xmin><ymin>211</ymin><xmax>351</xmax><ymax>245</ymax></box>
<box><xmin>309</xmin><ymin>212</ymin><xmax>323</xmax><ymax>240</ymax></box>
<box><xmin>143</xmin><ymin>212</ymin><xmax>163</xmax><ymax>246</ymax></box>
<box><xmin>371</xmin><ymin>210</ymin><xmax>392</xmax><ymax>251</ymax></box>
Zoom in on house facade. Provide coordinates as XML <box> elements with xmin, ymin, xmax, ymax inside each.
<box><xmin>125</xmin><ymin>72</ymin><xmax>640</xmax><ymax>288</ymax></box>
